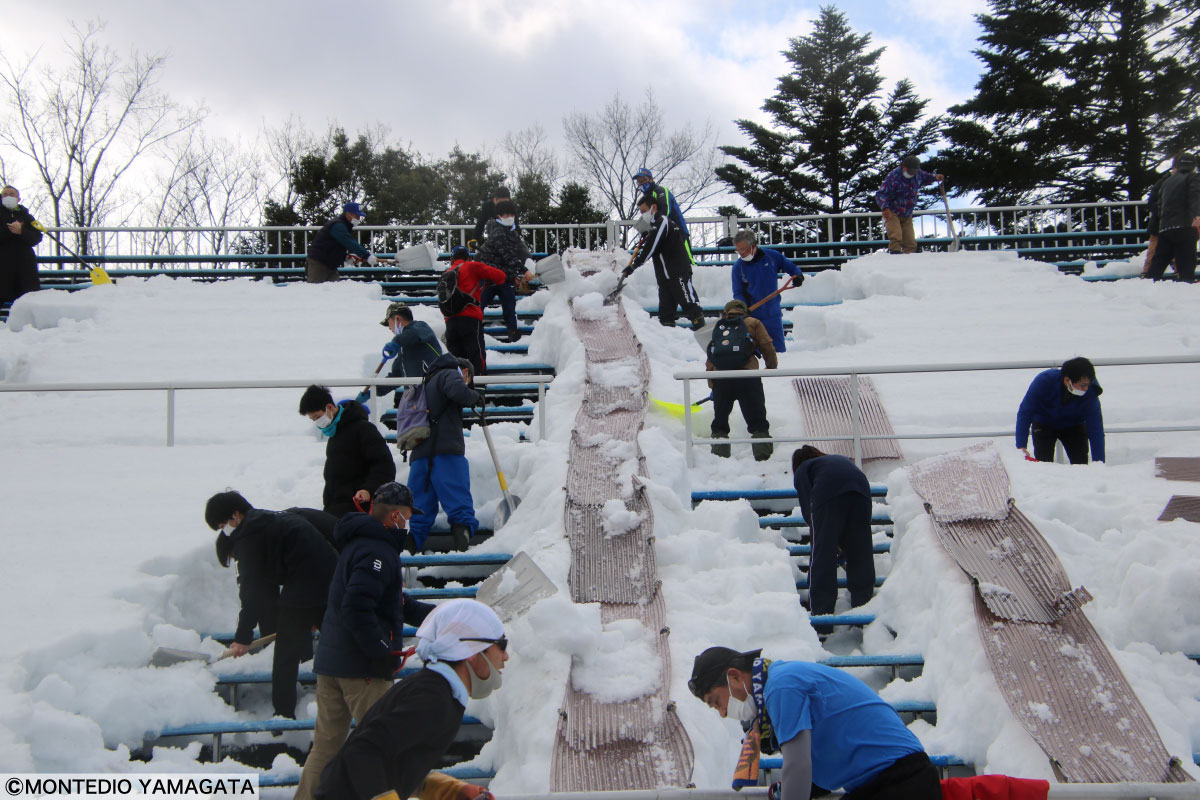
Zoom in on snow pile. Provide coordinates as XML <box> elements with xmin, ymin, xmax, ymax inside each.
<box><xmin>600</xmin><ymin>498</ymin><xmax>641</xmax><ymax>537</ymax></box>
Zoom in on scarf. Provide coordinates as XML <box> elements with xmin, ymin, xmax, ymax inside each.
<box><xmin>319</xmin><ymin>404</ymin><xmax>346</xmax><ymax>438</ymax></box>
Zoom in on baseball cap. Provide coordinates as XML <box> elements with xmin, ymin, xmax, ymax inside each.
<box><xmin>380</xmin><ymin>302</ymin><xmax>409</xmax><ymax>327</ymax></box>
<box><xmin>343</xmin><ymin>201</ymin><xmax>366</xmax><ymax>218</ymax></box>
<box><xmin>373</xmin><ymin>481</ymin><xmax>422</xmax><ymax>514</ymax></box>
<box><xmin>633</xmin><ymin>167</ymin><xmax>653</xmax><ymax>182</ymax></box>
<box><xmin>689</xmin><ymin>646</ymin><xmax>761</xmax><ymax>698</ymax></box>
<box><xmin>724</xmin><ymin>299</ymin><xmax>749</xmax><ymax>315</ymax></box>
<box><xmin>450</xmin><ymin>245</ymin><xmax>471</xmax><ymax>263</ymax></box>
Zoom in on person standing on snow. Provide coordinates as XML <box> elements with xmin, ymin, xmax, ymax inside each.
<box><xmin>358</xmin><ymin>302</ymin><xmax>443</xmax><ymax>410</ymax></box>
<box><xmin>205</xmin><ymin>491</ymin><xmax>338</xmax><ymax>719</ymax></box>
<box><xmin>790</xmin><ymin>446</ymin><xmax>876</xmax><ymax>634</ymax></box>
<box><xmin>0</xmin><ymin>185</ymin><xmax>43</xmax><ymax>304</ymax></box>
<box><xmin>706</xmin><ymin>300</ymin><xmax>777</xmax><ymax>462</ymax></box>
<box><xmin>874</xmin><ymin>156</ymin><xmax>944</xmax><ymax>255</ymax></box>
<box><xmin>1144</xmin><ymin>151</ymin><xmax>1200</xmax><ymax>283</ymax></box>
<box><xmin>294</xmin><ymin>482</ymin><xmax>436</xmax><ymax>800</ymax></box>
<box><xmin>623</xmin><ymin>193</ymin><xmax>706</xmax><ymax>330</ymax></box>
<box><xmin>731</xmin><ymin>229</ymin><xmax>804</xmax><ymax>352</ymax></box>
<box><xmin>633</xmin><ymin>167</ymin><xmax>690</xmax><ymax>250</ymax></box>
<box><xmin>442</xmin><ymin>245</ymin><xmax>508</xmax><ymax>376</ymax></box>
<box><xmin>1015</xmin><ymin>357</ymin><xmax>1104</xmax><ymax>464</ymax></box>
<box><xmin>314</xmin><ymin>599</ymin><xmax>509</xmax><ymax>800</ymax></box>
<box><xmin>477</xmin><ymin>200</ymin><xmax>535</xmax><ymax>343</ymax></box>
<box><xmin>299</xmin><ymin>385</ymin><xmax>397</xmax><ymax>517</ymax></box>
<box><xmin>689</xmin><ymin>647</ymin><xmax>939</xmax><ymax>800</ymax></box>
<box><xmin>407</xmin><ymin>355</ymin><xmax>485</xmax><ymax>553</ymax></box>
<box><xmin>305</xmin><ymin>202</ymin><xmax>381</xmax><ymax>283</ymax></box>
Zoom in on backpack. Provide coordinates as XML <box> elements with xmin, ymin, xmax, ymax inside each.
<box><xmin>393</xmin><ymin>383</ymin><xmax>433</xmax><ymax>456</ymax></box>
<box><xmin>437</xmin><ymin>265</ymin><xmax>477</xmax><ymax>317</ymax></box>
<box><xmin>707</xmin><ymin>315</ymin><xmax>755</xmax><ymax>370</ymax></box>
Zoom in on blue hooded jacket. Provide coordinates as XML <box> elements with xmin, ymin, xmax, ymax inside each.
<box><xmin>874</xmin><ymin>167</ymin><xmax>939</xmax><ymax>218</ymax></box>
<box><xmin>313</xmin><ymin>512</ymin><xmax>434</xmax><ymax>679</ymax></box>
<box><xmin>1015</xmin><ymin>368</ymin><xmax>1105</xmax><ymax>461</ymax></box>
<box><xmin>731</xmin><ymin>245</ymin><xmax>803</xmax><ymax>351</ymax></box>
<box><xmin>379</xmin><ymin>320</ymin><xmax>443</xmax><ymax>405</ymax></box>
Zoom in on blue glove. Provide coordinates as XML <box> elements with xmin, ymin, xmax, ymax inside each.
<box><xmin>767</xmin><ymin>782</ymin><xmax>781</xmax><ymax>800</ymax></box>
<box><xmin>381</xmin><ymin>341</ymin><xmax>399</xmax><ymax>359</ymax></box>
<box><xmin>355</xmin><ymin>390</ymin><xmax>370</xmax><ymax>405</ymax></box>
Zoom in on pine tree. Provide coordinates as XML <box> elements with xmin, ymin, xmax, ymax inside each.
<box><xmin>942</xmin><ymin>0</ymin><xmax>1198</xmax><ymax>205</ymax></box>
<box><xmin>716</xmin><ymin>5</ymin><xmax>940</xmax><ymax>218</ymax></box>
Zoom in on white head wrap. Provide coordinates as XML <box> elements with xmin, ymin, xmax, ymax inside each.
<box><xmin>415</xmin><ymin>598</ymin><xmax>505</xmax><ymax>663</ymax></box>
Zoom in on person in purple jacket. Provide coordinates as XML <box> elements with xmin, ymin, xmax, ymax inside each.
<box><xmin>874</xmin><ymin>156</ymin><xmax>944</xmax><ymax>254</ymax></box>
<box><xmin>1015</xmin><ymin>357</ymin><xmax>1104</xmax><ymax>464</ymax></box>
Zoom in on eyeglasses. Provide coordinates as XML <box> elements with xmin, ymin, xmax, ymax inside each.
<box><xmin>463</xmin><ymin>636</ymin><xmax>508</xmax><ymax>653</ymax></box>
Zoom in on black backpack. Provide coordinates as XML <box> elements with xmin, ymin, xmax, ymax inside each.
<box><xmin>437</xmin><ymin>265</ymin><xmax>477</xmax><ymax>317</ymax></box>
<box><xmin>708</xmin><ymin>315</ymin><xmax>755</xmax><ymax>370</ymax></box>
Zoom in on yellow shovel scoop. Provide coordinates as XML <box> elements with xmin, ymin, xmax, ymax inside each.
<box><xmin>31</xmin><ymin>220</ymin><xmax>113</xmax><ymax>285</ymax></box>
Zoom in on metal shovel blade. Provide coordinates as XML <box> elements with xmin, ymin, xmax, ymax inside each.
<box><xmin>534</xmin><ymin>253</ymin><xmax>565</xmax><ymax>285</ymax></box>
<box><xmin>693</xmin><ymin>322</ymin><xmax>716</xmax><ymax>349</ymax></box>
<box><xmin>493</xmin><ymin>494</ymin><xmax>523</xmax><ymax>529</ymax></box>
<box><xmin>474</xmin><ymin>551</ymin><xmax>557</xmax><ymax>623</ymax></box>
<box><xmin>150</xmin><ymin>647</ymin><xmax>212</xmax><ymax>667</ymax></box>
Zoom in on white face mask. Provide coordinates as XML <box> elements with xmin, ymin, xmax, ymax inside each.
<box><xmin>902</xmin><ymin>170</ymin><xmax>914</xmax><ymax>179</ymax></box>
<box><xmin>1067</xmin><ymin>383</ymin><xmax>1088</xmax><ymax>397</ymax></box>
<box><xmin>1</xmin><ymin>196</ymin><xmax>18</xmax><ymax>210</ymax></box>
<box><xmin>640</xmin><ymin>210</ymin><xmax>655</xmax><ymax>224</ymax></box>
<box><xmin>221</xmin><ymin>522</ymin><xmax>237</xmax><ymax>536</ymax></box>
<box><xmin>725</xmin><ymin>675</ymin><xmax>757</xmax><ymax>723</ymax></box>
<box><xmin>498</xmin><ymin>216</ymin><xmax>515</xmax><ymax>228</ymax></box>
<box><xmin>467</xmin><ymin>652</ymin><xmax>503</xmax><ymax>699</ymax></box>
<box><xmin>739</xmin><ymin>249</ymin><xmax>755</xmax><ymax>262</ymax></box>
<box><xmin>313</xmin><ymin>411</ymin><xmax>333</xmax><ymax>429</ymax></box>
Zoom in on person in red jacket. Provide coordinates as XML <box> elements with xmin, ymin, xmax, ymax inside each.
<box><xmin>442</xmin><ymin>245</ymin><xmax>513</xmax><ymax>376</ymax></box>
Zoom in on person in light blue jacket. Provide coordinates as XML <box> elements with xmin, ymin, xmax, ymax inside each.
<box><xmin>1015</xmin><ymin>357</ymin><xmax>1104</xmax><ymax>464</ymax></box>
<box><xmin>731</xmin><ymin>229</ymin><xmax>804</xmax><ymax>352</ymax></box>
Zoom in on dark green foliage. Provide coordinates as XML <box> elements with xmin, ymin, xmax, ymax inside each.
<box><xmin>513</xmin><ymin>173</ymin><xmax>608</xmax><ymax>251</ymax></box>
<box><xmin>717</xmin><ymin>5</ymin><xmax>940</xmax><ymax>219</ymax></box>
<box><xmin>941</xmin><ymin>0</ymin><xmax>1199</xmax><ymax>204</ymax></box>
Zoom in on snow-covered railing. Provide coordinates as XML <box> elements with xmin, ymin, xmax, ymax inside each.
<box><xmin>0</xmin><ymin>375</ymin><xmax>550</xmax><ymax>445</ymax></box>
<box><xmin>672</xmin><ymin>355</ymin><xmax>1200</xmax><ymax>467</ymax></box>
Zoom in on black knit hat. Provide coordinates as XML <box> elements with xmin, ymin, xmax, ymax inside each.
<box><xmin>689</xmin><ymin>646</ymin><xmax>761</xmax><ymax>698</ymax></box>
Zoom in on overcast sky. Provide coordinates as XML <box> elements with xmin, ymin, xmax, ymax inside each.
<box><xmin>1</xmin><ymin>0</ymin><xmax>988</xmax><ymax>206</ymax></box>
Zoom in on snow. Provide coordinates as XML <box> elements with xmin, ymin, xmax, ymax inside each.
<box><xmin>2</xmin><ymin>247</ymin><xmax>1200</xmax><ymax>789</ymax></box>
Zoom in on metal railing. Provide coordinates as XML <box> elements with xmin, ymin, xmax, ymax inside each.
<box><xmin>672</xmin><ymin>355</ymin><xmax>1200</xmax><ymax>468</ymax></box>
<box><xmin>0</xmin><ymin>375</ymin><xmax>551</xmax><ymax>445</ymax></box>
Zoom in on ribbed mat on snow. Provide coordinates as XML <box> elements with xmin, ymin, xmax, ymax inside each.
<box><xmin>791</xmin><ymin>376</ymin><xmax>903</xmax><ymax>461</ymax></box>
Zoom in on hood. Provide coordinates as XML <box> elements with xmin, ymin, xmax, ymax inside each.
<box><xmin>333</xmin><ymin>511</ymin><xmax>406</xmax><ymax>551</ymax></box>
<box><xmin>426</xmin><ymin>352</ymin><xmax>463</xmax><ymax>375</ymax></box>
<box><xmin>336</xmin><ymin>398</ymin><xmax>370</xmax><ymax>423</ymax></box>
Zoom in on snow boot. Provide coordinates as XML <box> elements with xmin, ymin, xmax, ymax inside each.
<box><xmin>503</xmin><ymin>328</ymin><xmax>522</xmax><ymax>343</ymax></box>
<box><xmin>690</xmin><ymin>315</ymin><xmax>707</xmax><ymax>331</ymax></box>
<box><xmin>711</xmin><ymin>431</ymin><xmax>730</xmax><ymax>459</ymax></box>
<box><xmin>751</xmin><ymin>431</ymin><xmax>773</xmax><ymax>462</ymax></box>
<box><xmin>450</xmin><ymin>523</ymin><xmax>472</xmax><ymax>552</ymax></box>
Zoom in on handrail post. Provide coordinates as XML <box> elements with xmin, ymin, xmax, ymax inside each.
<box><xmin>167</xmin><ymin>387</ymin><xmax>176</xmax><ymax>447</ymax></box>
<box><xmin>683</xmin><ymin>378</ymin><xmax>694</xmax><ymax>468</ymax></box>
<box><xmin>850</xmin><ymin>372</ymin><xmax>862</xmax><ymax>467</ymax></box>
<box><xmin>537</xmin><ymin>379</ymin><xmax>546</xmax><ymax>442</ymax></box>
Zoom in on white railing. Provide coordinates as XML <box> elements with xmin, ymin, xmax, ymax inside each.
<box><xmin>672</xmin><ymin>355</ymin><xmax>1200</xmax><ymax>467</ymax></box>
<box><xmin>0</xmin><ymin>375</ymin><xmax>551</xmax><ymax>445</ymax></box>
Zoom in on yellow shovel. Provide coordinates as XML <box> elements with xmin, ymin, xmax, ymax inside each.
<box><xmin>31</xmin><ymin>220</ymin><xmax>113</xmax><ymax>285</ymax></box>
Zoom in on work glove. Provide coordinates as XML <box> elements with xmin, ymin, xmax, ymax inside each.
<box><xmin>458</xmin><ymin>785</ymin><xmax>494</xmax><ymax>800</ymax></box>
<box><xmin>767</xmin><ymin>782</ymin><xmax>781</xmax><ymax>800</ymax></box>
<box><xmin>790</xmin><ymin>273</ymin><xmax>804</xmax><ymax>287</ymax></box>
<box><xmin>366</xmin><ymin>253</ymin><xmax>379</xmax><ymax>267</ymax></box>
<box><xmin>355</xmin><ymin>390</ymin><xmax>371</xmax><ymax>405</ymax></box>
<box><xmin>382</xmin><ymin>341</ymin><xmax>400</xmax><ymax>359</ymax></box>
<box><xmin>621</xmin><ymin>266</ymin><xmax>634</xmax><ymax>278</ymax></box>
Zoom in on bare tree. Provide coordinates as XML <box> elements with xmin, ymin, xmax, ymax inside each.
<box><xmin>500</xmin><ymin>124</ymin><xmax>559</xmax><ymax>186</ymax></box>
<box><xmin>562</xmin><ymin>89</ymin><xmax>723</xmax><ymax>219</ymax></box>
<box><xmin>0</xmin><ymin>21</ymin><xmax>205</xmax><ymax>253</ymax></box>
<box><xmin>262</xmin><ymin>116</ymin><xmax>329</xmax><ymax>213</ymax></box>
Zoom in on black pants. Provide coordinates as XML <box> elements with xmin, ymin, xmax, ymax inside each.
<box><xmin>304</xmin><ymin>258</ymin><xmax>339</xmax><ymax>283</ymax></box>
<box><xmin>841</xmin><ymin>752</ymin><xmax>941</xmax><ymax>800</ymax></box>
<box><xmin>0</xmin><ymin>255</ymin><xmax>40</xmax><ymax>304</ymax></box>
<box><xmin>445</xmin><ymin>315</ymin><xmax>486</xmax><ymax>376</ymax></box>
<box><xmin>809</xmin><ymin>493</ymin><xmax>876</xmax><ymax>622</ymax></box>
<box><xmin>1146</xmin><ymin>226</ymin><xmax>1198</xmax><ymax>283</ymax></box>
<box><xmin>1032</xmin><ymin>422</ymin><xmax>1089</xmax><ymax>464</ymax></box>
<box><xmin>711</xmin><ymin>376</ymin><xmax>769</xmax><ymax>437</ymax></box>
<box><xmin>652</xmin><ymin>259</ymin><xmax>702</xmax><ymax>325</ymax></box>
<box><xmin>273</xmin><ymin>605</ymin><xmax>324</xmax><ymax>718</ymax></box>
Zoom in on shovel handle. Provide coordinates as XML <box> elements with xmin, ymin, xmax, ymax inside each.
<box><xmin>747</xmin><ymin>275</ymin><xmax>799</xmax><ymax>312</ymax></box>
<box><xmin>477</xmin><ymin>407</ymin><xmax>518</xmax><ymax>512</ymax></box>
<box><xmin>217</xmin><ymin>633</ymin><xmax>277</xmax><ymax>661</ymax></box>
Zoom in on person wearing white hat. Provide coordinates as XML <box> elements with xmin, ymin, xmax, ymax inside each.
<box><xmin>315</xmin><ymin>599</ymin><xmax>509</xmax><ymax>800</ymax></box>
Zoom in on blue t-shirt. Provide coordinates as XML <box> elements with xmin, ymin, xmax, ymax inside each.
<box><xmin>763</xmin><ymin>660</ymin><xmax>924</xmax><ymax>792</ymax></box>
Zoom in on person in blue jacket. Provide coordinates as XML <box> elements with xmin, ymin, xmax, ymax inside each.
<box><xmin>874</xmin><ymin>156</ymin><xmax>944</xmax><ymax>255</ymax></box>
<box><xmin>305</xmin><ymin>201</ymin><xmax>380</xmax><ymax>283</ymax></box>
<box><xmin>633</xmin><ymin>167</ymin><xmax>689</xmax><ymax>246</ymax></box>
<box><xmin>689</xmin><ymin>647</ymin><xmax>939</xmax><ymax>800</ymax></box>
<box><xmin>1015</xmin><ymin>357</ymin><xmax>1104</xmax><ymax>464</ymax></box>
<box><xmin>357</xmin><ymin>302</ymin><xmax>443</xmax><ymax>411</ymax></box>
<box><xmin>791</xmin><ymin>445</ymin><xmax>876</xmax><ymax>634</ymax></box>
<box><xmin>294</xmin><ymin>481</ymin><xmax>435</xmax><ymax>800</ymax></box>
<box><xmin>731</xmin><ymin>229</ymin><xmax>805</xmax><ymax>352</ymax></box>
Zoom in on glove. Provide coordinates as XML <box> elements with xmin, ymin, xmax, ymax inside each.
<box><xmin>458</xmin><ymin>785</ymin><xmax>493</xmax><ymax>800</ymax></box>
<box><xmin>621</xmin><ymin>266</ymin><xmax>634</xmax><ymax>278</ymax></box>
<box><xmin>355</xmin><ymin>390</ymin><xmax>371</xmax><ymax>405</ymax></box>
<box><xmin>767</xmin><ymin>782</ymin><xmax>781</xmax><ymax>800</ymax></box>
<box><xmin>790</xmin><ymin>272</ymin><xmax>804</xmax><ymax>286</ymax></box>
<box><xmin>366</xmin><ymin>253</ymin><xmax>379</xmax><ymax>267</ymax></box>
<box><xmin>473</xmin><ymin>391</ymin><xmax>486</xmax><ymax>407</ymax></box>
<box><xmin>382</xmin><ymin>341</ymin><xmax>400</xmax><ymax>359</ymax></box>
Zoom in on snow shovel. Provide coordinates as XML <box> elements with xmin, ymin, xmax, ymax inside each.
<box><xmin>531</xmin><ymin>252</ymin><xmax>565</xmax><ymax>285</ymax></box>
<box><xmin>649</xmin><ymin>393</ymin><xmax>713</xmax><ymax>419</ymax></box>
<box><xmin>150</xmin><ymin>633</ymin><xmax>277</xmax><ymax>668</ymax></box>
<box><xmin>940</xmin><ymin>184</ymin><xmax>961</xmax><ymax>253</ymax></box>
<box><xmin>693</xmin><ymin>275</ymin><xmax>800</xmax><ymax>349</ymax></box>
<box><xmin>474</xmin><ymin>551</ymin><xmax>557</xmax><ymax>623</ymax></box>
<box><xmin>605</xmin><ymin>240</ymin><xmax>645</xmax><ymax>304</ymax></box>
<box><xmin>31</xmin><ymin>221</ymin><xmax>112</xmax><ymax>285</ymax></box>
<box><xmin>478</xmin><ymin>406</ymin><xmax>521</xmax><ymax>529</ymax></box>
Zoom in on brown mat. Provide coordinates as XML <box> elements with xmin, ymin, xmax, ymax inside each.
<box><xmin>907</xmin><ymin>443</ymin><xmax>1012</xmax><ymax>523</ymax></box>
<box><xmin>1158</xmin><ymin>496</ymin><xmax>1200</xmax><ymax>523</ymax></box>
<box><xmin>792</xmin><ymin>376</ymin><xmax>903</xmax><ymax>461</ymax></box>
<box><xmin>1155</xmin><ymin>458</ymin><xmax>1200</xmax><ymax>482</ymax></box>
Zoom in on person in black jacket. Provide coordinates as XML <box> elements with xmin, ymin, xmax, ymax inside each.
<box><xmin>476</xmin><ymin>200</ymin><xmax>534</xmax><ymax>342</ymax></box>
<box><xmin>622</xmin><ymin>193</ymin><xmax>705</xmax><ymax>330</ymax></box>
<box><xmin>316</xmin><ymin>598</ymin><xmax>509</xmax><ymax>800</ymax></box>
<box><xmin>358</xmin><ymin>302</ymin><xmax>444</xmax><ymax>412</ymax></box>
<box><xmin>792</xmin><ymin>446</ymin><xmax>876</xmax><ymax>635</ymax></box>
<box><xmin>0</xmin><ymin>185</ymin><xmax>43</xmax><ymax>304</ymax></box>
<box><xmin>470</xmin><ymin>185</ymin><xmax>519</xmax><ymax>245</ymax></box>
<box><xmin>299</xmin><ymin>385</ymin><xmax>397</xmax><ymax>517</ymax></box>
<box><xmin>305</xmin><ymin>202</ymin><xmax>380</xmax><ymax>283</ymax></box>
<box><xmin>294</xmin><ymin>482</ymin><xmax>436</xmax><ymax>800</ymax></box>
<box><xmin>205</xmin><ymin>491</ymin><xmax>338</xmax><ymax>719</ymax></box>
<box><xmin>408</xmin><ymin>355</ymin><xmax>485</xmax><ymax>553</ymax></box>
<box><xmin>1145</xmin><ymin>151</ymin><xmax>1200</xmax><ymax>283</ymax></box>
